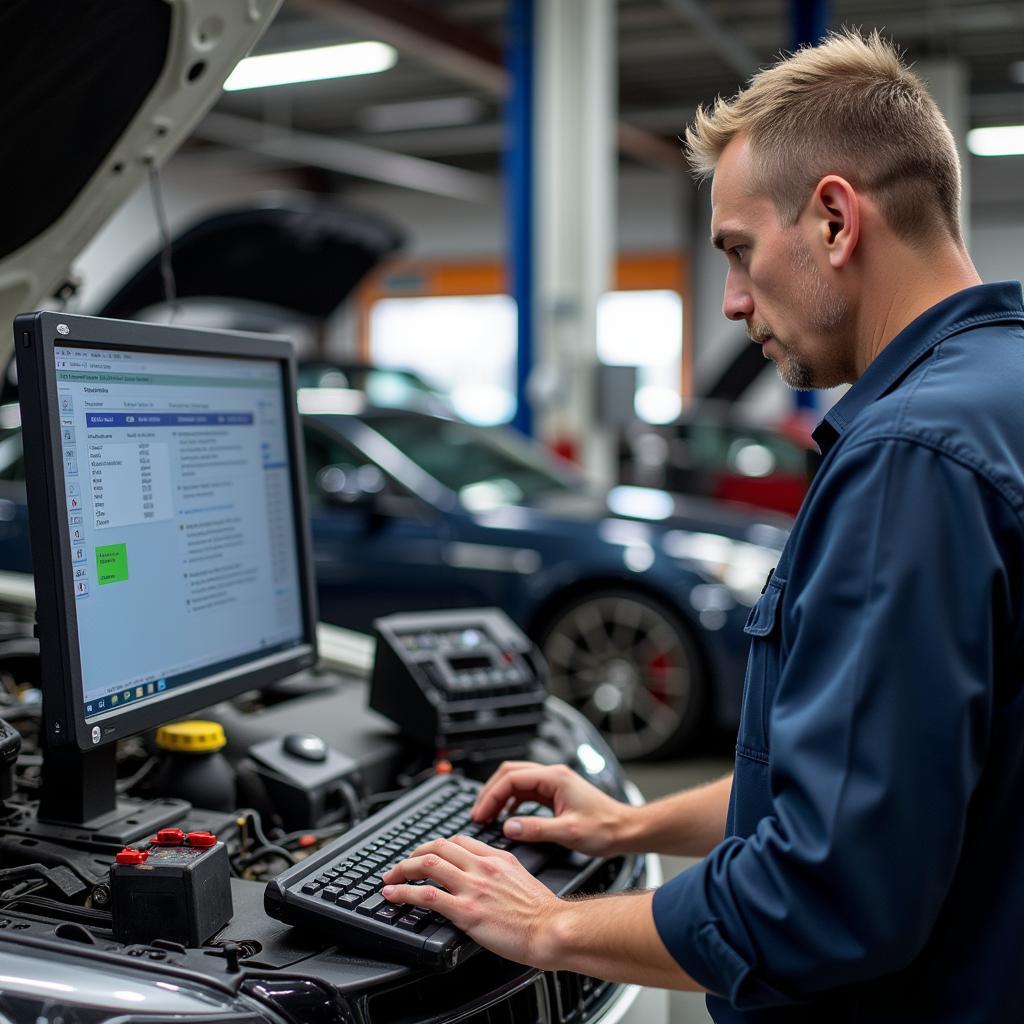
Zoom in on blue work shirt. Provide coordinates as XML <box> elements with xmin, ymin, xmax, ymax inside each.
<box><xmin>652</xmin><ymin>282</ymin><xmax>1024</xmax><ymax>1022</ymax></box>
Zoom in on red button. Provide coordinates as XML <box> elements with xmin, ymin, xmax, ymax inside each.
<box><xmin>115</xmin><ymin>847</ymin><xmax>149</xmax><ymax>865</ymax></box>
<box><xmin>152</xmin><ymin>828</ymin><xmax>186</xmax><ymax>846</ymax></box>
<box><xmin>186</xmin><ymin>831</ymin><xmax>216</xmax><ymax>848</ymax></box>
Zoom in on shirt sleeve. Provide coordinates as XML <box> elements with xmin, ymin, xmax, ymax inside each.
<box><xmin>652</xmin><ymin>436</ymin><xmax>1011</xmax><ymax>1008</ymax></box>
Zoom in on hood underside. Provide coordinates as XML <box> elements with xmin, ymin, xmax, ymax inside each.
<box><xmin>0</xmin><ymin>0</ymin><xmax>281</xmax><ymax>363</ymax></box>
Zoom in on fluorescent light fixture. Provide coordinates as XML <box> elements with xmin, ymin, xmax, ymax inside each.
<box><xmin>224</xmin><ymin>41</ymin><xmax>397</xmax><ymax>92</ymax></box>
<box><xmin>966</xmin><ymin>125</ymin><xmax>1024</xmax><ymax>157</ymax></box>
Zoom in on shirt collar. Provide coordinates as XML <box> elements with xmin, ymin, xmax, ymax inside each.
<box><xmin>813</xmin><ymin>281</ymin><xmax>1024</xmax><ymax>455</ymax></box>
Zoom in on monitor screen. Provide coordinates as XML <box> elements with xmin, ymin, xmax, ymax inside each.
<box><xmin>16</xmin><ymin>313</ymin><xmax>318</xmax><ymax>752</ymax></box>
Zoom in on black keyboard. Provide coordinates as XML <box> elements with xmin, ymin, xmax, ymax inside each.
<box><xmin>264</xmin><ymin>772</ymin><xmax>599</xmax><ymax>968</ymax></box>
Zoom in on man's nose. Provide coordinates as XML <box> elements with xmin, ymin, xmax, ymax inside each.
<box><xmin>723</xmin><ymin>272</ymin><xmax>754</xmax><ymax>321</ymax></box>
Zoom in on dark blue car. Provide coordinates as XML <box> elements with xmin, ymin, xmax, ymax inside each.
<box><xmin>300</xmin><ymin>392</ymin><xmax>790</xmax><ymax>759</ymax></box>
<box><xmin>0</xmin><ymin>395</ymin><xmax>788</xmax><ymax>759</ymax></box>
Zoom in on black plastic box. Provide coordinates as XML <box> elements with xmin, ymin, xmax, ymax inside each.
<box><xmin>111</xmin><ymin>840</ymin><xmax>232</xmax><ymax>947</ymax></box>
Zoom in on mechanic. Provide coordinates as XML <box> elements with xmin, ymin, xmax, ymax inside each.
<box><xmin>382</xmin><ymin>29</ymin><xmax>1024</xmax><ymax>1022</ymax></box>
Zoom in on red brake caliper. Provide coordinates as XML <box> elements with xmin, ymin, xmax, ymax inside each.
<box><xmin>646</xmin><ymin>652</ymin><xmax>675</xmax><ymax>705</ymax></box>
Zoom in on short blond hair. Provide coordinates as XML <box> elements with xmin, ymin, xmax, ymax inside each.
<box><xmin>685</xmin><ymin>29</ymin><xmax>962</xmax><ymax>244</ymax></box>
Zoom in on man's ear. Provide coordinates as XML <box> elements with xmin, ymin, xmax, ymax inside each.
<box><xmin>812</xmin><ymin>175</ymin><xmax>859</xmax><ymax>269</ymax></box>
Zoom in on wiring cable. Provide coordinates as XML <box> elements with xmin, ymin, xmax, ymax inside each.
<box><xmin>147</xmin><ymin>163</ymin><xmax>179</xmax><ymax>322</ymax></box>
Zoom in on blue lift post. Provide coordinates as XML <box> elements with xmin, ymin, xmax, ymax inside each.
<box><xmin>790</xmin><ymin>0</ymin><xmax>831</xmax><ymax>55</ymax></box>
<box><xmin>790</xmin><ymin>0</ymin><xmax>831</xmax><ymax>415</ymax></box>
<box><xmin>505</xmin><ymin>0</ymin><xmax>534</xmax><ymax>437</ymax></box>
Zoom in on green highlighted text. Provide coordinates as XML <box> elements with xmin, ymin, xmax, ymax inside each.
<box><xmin>96</xmin><ymin>543</ymin><xmax>129</xmax><ymax>586</ymax></box>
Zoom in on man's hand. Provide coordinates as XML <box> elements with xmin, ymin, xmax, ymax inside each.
<box><xmin>380</xmin><ymin>835</ymin><xmax>561</xmax><ymax>967</ymax></box>
<box><xmin>381</xmin><ymin>833</ymin><xmax>705</xmax><ymax>990</ymax></box>
<box><xmin>470</xmin><ymin>761</ymin><xmax>638</xmax><ymax>857</ymax></box>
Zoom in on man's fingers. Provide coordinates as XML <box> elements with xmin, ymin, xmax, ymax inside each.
<box><xmin>472</xmin><ymin>766</ymin><xmax>561</xmax><ymax>822</ymax></box>
<box><xmin>381</xmin><ymin>852</ymin><xmax>464</xmax><ymax>889</ymax></box>
<box><xmin>471</xmin><ymin>761</ymin><xmax>542</xmax><ymax>818</ymax></box>
<box><xmin>405</xmin><ymin>836</ymin><xmax>477</xmax><ymax>871</ymax></box>
<box><xmin>381</xmin><ymin>882</ymin><xmax>461</xmax><ymax>921</ymax></box>
<box><xmin>502</xmin><ymin>811</ymin><xmax>576</xmax><ymax>846</ymax></box>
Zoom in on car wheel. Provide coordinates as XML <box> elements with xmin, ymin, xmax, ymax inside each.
<box><xmin>539</xmin><ymin>590</ymin><xmax>706</xmax><ymax>760</ymax></box>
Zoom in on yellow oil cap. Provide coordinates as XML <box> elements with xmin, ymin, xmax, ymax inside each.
<box><xmin>155</xmin><ymin>720</ymin><xmax>226</xmax><ymax>753</ymax></box>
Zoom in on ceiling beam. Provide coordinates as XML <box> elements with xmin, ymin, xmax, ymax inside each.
<box><xmin>195</xmin><ymin>112</ymin><xmax>497</xmax><ymax>202</ymax></box>
<box><xmin>349</xmin><ymin>122</ymin><xmax>504</xmax><ymax>157</ymax></box>
<box><xmin>290</xmin><ymin>0</ymin><xmax>685</xmax><ymax>173</ymax></box>
<box><xmin>659</xmin><ymin>0</ymin><xmax>761</xmax><ymax>79</ymax></box>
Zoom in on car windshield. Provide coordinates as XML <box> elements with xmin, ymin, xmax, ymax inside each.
<box><xmin>365</xmin><ymin>415</ymin><xmax>578</xmax><ymax>510</ymax></box>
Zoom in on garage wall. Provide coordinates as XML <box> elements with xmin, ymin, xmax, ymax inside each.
<box><xmin>339</xmin><ymin>167</ymin><xmax>690</xmax><ymax>258</ymax></box>
<box><xmin>971</xmin><ymin>154</ymin><xmax>1024</xmax><ymax>285</ymax></box>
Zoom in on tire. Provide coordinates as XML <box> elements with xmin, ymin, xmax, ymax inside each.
<box><xmin>539</xmin><ymin>589</ymin><xmax>706</xmax><ymax>761</ymax></box>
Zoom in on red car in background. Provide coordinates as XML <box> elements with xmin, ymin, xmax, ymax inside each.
<box><xmin>621</xmin><ymin>402</ymin><xmax>817</xmax><ymax>517</ymax></box>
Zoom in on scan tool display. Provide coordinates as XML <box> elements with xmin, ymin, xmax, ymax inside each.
<box><xmin>52</xmin><ymin>343</ymin><xmax>305</xmax><ymax>723</ymax></box>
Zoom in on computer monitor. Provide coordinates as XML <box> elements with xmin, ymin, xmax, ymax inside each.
<box><xmin>14</xmin><ymin>311</ymin><xmax>318</xmax><ymax>835</ymax></box>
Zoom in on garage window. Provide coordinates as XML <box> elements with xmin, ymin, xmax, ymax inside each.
<box><xmin>369</xmin><ymin>295</ymin><xmax>517</xmax><ymax>426</ymax></box>
<box><xmin>368</xmin><ymin>288</ymin><xmax>683</xmax><ymax>426</ymax></box>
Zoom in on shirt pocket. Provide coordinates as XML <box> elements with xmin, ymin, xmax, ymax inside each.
<box><xmin>736</xmin><ymin>573</ymin><xmax>786</xmax><ymax>760</ymax></box>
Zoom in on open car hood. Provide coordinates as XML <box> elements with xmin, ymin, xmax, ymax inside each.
<box><xmin>0</xmin><ymin>0</ymin><xmax>281</xmax><ymax>364</ymax></box>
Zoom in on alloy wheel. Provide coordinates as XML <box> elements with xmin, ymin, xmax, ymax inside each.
<box><xmin>541</xmin><ymin>590</ymin><xmax>705</xmax><ymax>760</ymax></box>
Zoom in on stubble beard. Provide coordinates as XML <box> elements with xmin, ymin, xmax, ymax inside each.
<box><xmin>751</xmin><ymin>241</ymin><xmax>851</xmax><ymax>391</ymax></box>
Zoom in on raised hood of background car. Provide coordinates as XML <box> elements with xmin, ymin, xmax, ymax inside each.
<box><xmin>0</xmin><ymin>0</ymin><xmax>281</xmax><ymax>360</ymax></box>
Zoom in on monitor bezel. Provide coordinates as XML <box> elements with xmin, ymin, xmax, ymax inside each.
<box><xmin>15</xmin><ymin>310</ymin><xmax>319</xmax><ymax>753</ymax></box>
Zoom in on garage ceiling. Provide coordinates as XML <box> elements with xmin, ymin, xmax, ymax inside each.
<box><xmin>198</xmin><ymin>0</ymin><xmax>1024</xmax><ymax>190</ymax></box>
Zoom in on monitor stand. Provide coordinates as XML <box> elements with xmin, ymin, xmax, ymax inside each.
<box><xmin>9</xmin><ymin>743</ymin><xmax>190</xmax><ymax>852</ymax></box>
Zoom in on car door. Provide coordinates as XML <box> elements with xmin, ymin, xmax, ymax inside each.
<box><xmin>302</xmin><ymin>422</ymin><xmax>458</xmax><ymax>632</ymax></box>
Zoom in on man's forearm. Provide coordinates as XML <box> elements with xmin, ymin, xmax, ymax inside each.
<box><xmin>538</xmin><ymin>890</ymin><xmax>707</xmax><ymax>991</ymax></box>
<box><xmin>617</xmin><ymin>774</ymin><xmax>733</xmax><ymax>858</ymax></box>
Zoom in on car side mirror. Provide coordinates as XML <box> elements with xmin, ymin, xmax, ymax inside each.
<box><xmin>316</xmin><ymin>464</ymin><xmax>387</xmax><ymax>510</ymax></box>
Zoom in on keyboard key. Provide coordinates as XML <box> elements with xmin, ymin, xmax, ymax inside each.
<box><xmin>301</xmin><ymin>882</ymin><xmax>322</xmax><ymax>895</ymax></box>
<box><xmin>356</xmin><ymin>893</ymin><xmax>387</xmax><ymax>915</ymax></box>
<box><xmin>376</xmin><ymin>904</ymin><xmax>404</xmax><ymax>922</ymax></box>
<box><xmin>396</xmin><ymin>913</ymin><xmax>431</xmax><ymax>933</ymax></box>
<box><xmin>321</xmin><ymin>886</ymin><xmax>342</xmax><ymax>901</ymax></box>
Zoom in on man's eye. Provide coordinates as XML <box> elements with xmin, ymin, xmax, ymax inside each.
<box><xmin>729</xmin><ymin>245</ymin><xmax>748</xmax><ymax>261</ymax></box>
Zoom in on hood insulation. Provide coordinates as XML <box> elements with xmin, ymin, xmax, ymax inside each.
<box><xmin>0</xmin><ymin>0</ymin><xmax>171</xmax><ymax>260</ymax></box>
